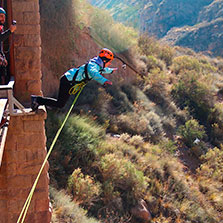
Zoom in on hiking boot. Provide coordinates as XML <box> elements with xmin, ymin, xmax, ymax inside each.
<box><xmin>31</xmin><ymin>95</ymin><xmax>39</xmax><ymax>111</ymax></box>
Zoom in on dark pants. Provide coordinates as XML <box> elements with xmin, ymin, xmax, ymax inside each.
<box><xmin>36</xmin><ymin>75</ymin><xmax>72</xmax><ymax>108</ymax></box>
<box><xmin>0</xmin><ymin>66</ymin><xmax>6</xmax><ymax>84</ymax></box>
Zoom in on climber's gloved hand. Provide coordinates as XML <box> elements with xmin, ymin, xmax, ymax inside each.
<box><xmin>104</xmin><ymin>81</ymin><xmax>112</xmax><ymax>86</ymax></box>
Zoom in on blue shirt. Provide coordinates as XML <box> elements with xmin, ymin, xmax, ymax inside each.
<box><xmin>64</xmin><ymin>57</ymin><xmax>114</xmax><ymax>85</ymax></box>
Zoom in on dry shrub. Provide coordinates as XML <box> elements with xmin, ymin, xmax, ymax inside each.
<box><xmin>138</xmin><ymin>35</ymin><xmax>174</xmax><ymax>66</ymax></box>
<box><xmin>197</xmin><ymin>147</ymin><xmax>223</xmax><ymax>213</ymax></box>
<box><xmin>68</xmin><ymin>168</ymin><xmax>102</xmax><ymax>206</ymax></box>
<box><xmin>98</xmin><ymin>153</ymin><xmax>149</xmax><ymax>202</ymax></box>
<box><xmin>50</xmin><ymin>187</ymin><xmax>99</xmax><ymax>223</ymax></box>
<box><xmin>119</xmin><ymin>133</ymin><xmax>131</xmax><ymax>143</ymax></box>
<box><xmin>171</xmin><ymin>55</ymin><xmax>201</xmax><ymax>75</ymax></box>
<box><xmin>129</xmin><ymin>135</ymin><xmax>144</xmax><ymax>147</ymax></box>
<box><xmin>117</xmin><ymin>111</ymin><xmax>164</xmax><ymax>142</ymax></box>
<box><xmin>199</xmin><ymin>147</ymin><xmax>223</xmax><ymax>182</ymax></box>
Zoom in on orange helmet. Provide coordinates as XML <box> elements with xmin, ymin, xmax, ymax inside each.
<box><xmin>99</xmin><ymin>48</ymin><xmax>114</xmax><ymax>61</ymax></box>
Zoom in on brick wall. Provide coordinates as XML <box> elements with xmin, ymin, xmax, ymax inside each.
<box><xmin>12</xmin><ymin>0</ymin><xmax>42</xmax><ymax>103</ymax></box>
<box><xmin>0</xmin><ymin>109</ymin><xmax>51</xmax><ymax>223</ymax></box>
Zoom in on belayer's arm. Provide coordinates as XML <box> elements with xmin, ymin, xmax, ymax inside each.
<box><xmin>0</xmin><ymin>29</ymin><xmax>11</xmax><ymax>42</ymax></box>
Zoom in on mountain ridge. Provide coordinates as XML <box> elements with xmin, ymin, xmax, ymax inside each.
<box><xmin>89</xmin><ymin>0</ymin><xmax>223</xmax><ymax>56</ymax></box>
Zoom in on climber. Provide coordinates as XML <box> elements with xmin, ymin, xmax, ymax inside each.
<box><xmin>31</xmin><ymin>48</ymin><xmax>117</xmax><ymax>111</ymax></box>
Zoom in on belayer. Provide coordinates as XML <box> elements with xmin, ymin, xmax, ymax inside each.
<box><xmin>31</xmin><ymin>48</ymin><xmax>117</xmax><ymax>111</ymax></box>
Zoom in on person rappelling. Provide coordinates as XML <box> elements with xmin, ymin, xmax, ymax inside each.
<box><xmin>31</xmin><ymin>48</ymin><xmax>117</xmax><ymax>111</ymax></box>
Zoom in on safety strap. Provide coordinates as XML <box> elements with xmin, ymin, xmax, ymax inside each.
<box><xmin>72</xmin><ymin>62</ymin><xmax>91</xmax><ymax>85</ymax></box>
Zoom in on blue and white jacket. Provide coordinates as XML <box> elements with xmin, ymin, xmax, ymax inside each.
<box><xmin>64</xmin><ymin>56</ymin><xmax>114</xmax><ymax>85</ymax></box>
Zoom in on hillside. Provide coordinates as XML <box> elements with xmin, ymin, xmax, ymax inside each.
<box><xmin>89</xmin><ymin>0</ymin><xmax>144</xmax><ymax>28</ymax></box>
<box><xmin>89</xmin><ymin>0</ymin><xmax>213</xmax><ymax>37</ymax></box>
<box><xmin>40</xmin><ymin>0</ymin><xmax>223</xmax><ymax>222</ymax></box>
<box><xmin>89</xmin><ymin>0</ymin><xmax>223</xmax><ymax>57</ymax></box>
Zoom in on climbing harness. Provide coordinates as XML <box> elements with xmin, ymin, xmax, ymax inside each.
<box><xmin>16</xmin><ymin>83</ymin><xmax>86</xmax><ymax>223</ymax></box>
<box><xmin>72</xmin><ymin>63</ymin><xmax>92</xmax><ymax>85</ymax></box>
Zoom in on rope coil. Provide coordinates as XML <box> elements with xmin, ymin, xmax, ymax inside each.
<box><xmin>69</xmin><ymin>82</ymin><xmax>86</xmax><ymax>95</ymax></box>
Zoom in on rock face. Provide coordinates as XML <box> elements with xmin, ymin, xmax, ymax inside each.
<box><xmin>131</xmin><ymin>199</ymin><xmax>152</xmax><ymax>222</ymax></box>
<box><xmin>140</xmin><ymin>0</ymin><xmax>213</xmax><ymax>38</ymax></box>
<box><xmin>162</xmin><ymin>0</ymin><xmax>223</xmax><ymax>56</ymax></box>
<box><xmin>164</xmin><ymin>18</ymin><xmax>223</xmax><ymax>56</ymax></box>
<box><xmin>90</xmin><ymin>0</ymin><xmax>213</xmax><ymax>37</ymax></box>
<box><xmin>89</xmin><ymin>0</ymin><xmax>223</xmax><ymax>56</ymax></box>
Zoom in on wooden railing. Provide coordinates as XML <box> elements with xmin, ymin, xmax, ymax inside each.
<box><xmin>0</xmin><ymin>79</ymin><xmax>25</xmax><ymax>116</ymax></box>
<box><xmin>0</xmin><ymin>79</ymin><xmax>26</xmax><ymax>167</ymax></box>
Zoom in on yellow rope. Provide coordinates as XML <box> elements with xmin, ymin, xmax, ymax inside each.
<box><xmin>17</xmin><ymin>83</ymin><xmax>86</xmax><ymax>223</ymax></box>
<box><xmin>69</xmin><ymin>82</ymin><xmax>86</xmax><ymax>95</ymax></box>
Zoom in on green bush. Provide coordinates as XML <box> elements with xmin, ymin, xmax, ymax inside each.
<box><xmin>121</xmin><ymin>84</ymin><xmax>137</xmax><ymax>104</ymax></box>
<box><xmin>208</xmin><ymin>103</ymin><xmax>223</xmax><ymax>146</ymax></box>
<box><xmin>171</xmin><ymin>55</ymin><xmax>201</xmax><ymax>74</ymax></box>
<box><xmin>158</xmin><ymin>44</ymin><xmax>175</xmax><ymax>66</ymax></box>
<box><xmin>143</xmin><ymin>73</ymin><xmax>168</xmax><ymax>106</ymax></box>
<box><xmin>171</xmin><ymin>71</ymin><xmax>213</xmax><ymax>124</ymax></box>
<box><xmin>46</xmin><ymin>112</ymin><xmax>105</xmax><ymax>187</ymax></box>
<box><xmin>106</xmin><ymin>85</ymin><xmax>133</xmax><ymax>114</ymax></box>
<box><xmin>146</xmin><ymin>55</ymin><xmax>165</xmax><ymax>72</ymax></box>
<box><xmin>158</xmin><ymin>139</ymin><xmax>177</xmax><ymax>154</ymax></box>
<box><xmin>177</xmin><ymin>119</ymin><xmax>206</xmax><ymax>148</ymax></box>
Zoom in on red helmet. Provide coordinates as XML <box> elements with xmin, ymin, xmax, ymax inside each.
<box><xmin>99</xmin><ymin>48</ymin><xmax>114</xmax><ymax>61</ymax></box>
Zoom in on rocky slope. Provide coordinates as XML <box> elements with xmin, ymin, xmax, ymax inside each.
<box><xmin>89</xmin><ymin>0</ymin><xmax>223</xmax><ymax>56</ymax></box>
<box><xmin>162</xmin><ymin>0</ymin><xmax>223</xmax><ymax>56</ymax></box>
<box><xmin>140</xmin><ymin>0</ymin><xmax>213</xmax><ymax>38</ymax></box>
